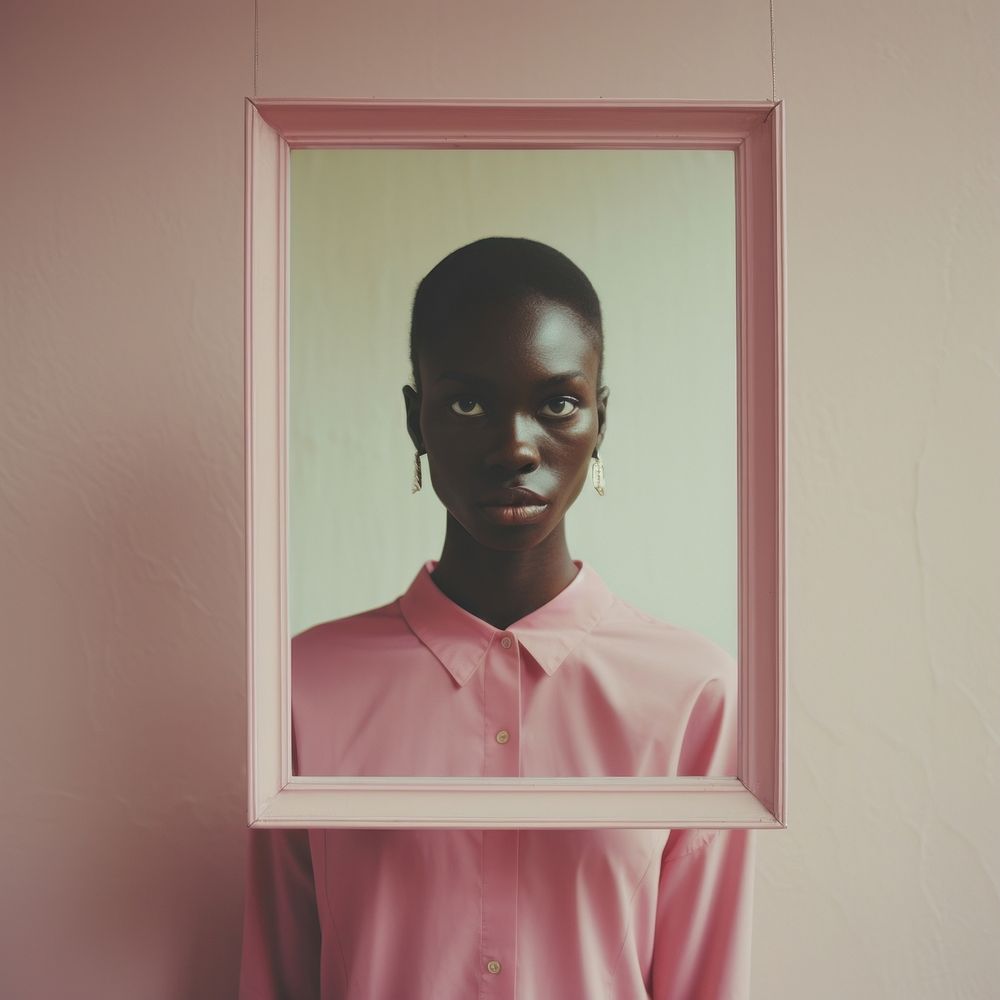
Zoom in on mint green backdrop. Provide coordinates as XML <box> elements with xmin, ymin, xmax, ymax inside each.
<box><xmin>288</xmin><ymin>148</ymin><xmax>737</xmax><ymax>659</ymax></box>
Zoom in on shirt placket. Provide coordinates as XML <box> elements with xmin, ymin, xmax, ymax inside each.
<box><xmin>480</xmin><ymin>629</ymin><xmax>520</xmax><ymax>1000</ymax></box>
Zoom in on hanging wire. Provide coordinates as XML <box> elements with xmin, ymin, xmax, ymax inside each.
<box><xmin>253</xmin><ymin>0</ymin><xmax>259</xmax><ymax>96</ymax></box>
<box><xmin>769</xmin><ymin>0</ymin><xmax>776</xmax><ymax>102</ymax></box>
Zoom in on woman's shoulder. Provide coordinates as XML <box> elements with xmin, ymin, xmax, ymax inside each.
<box><xmin>291</xmin><ymin>598</ymin><xmax>407</xmax><ymax>653</ymax></box>
<box><xmin>597</xmin><ymin>592</ymin><xmax>736</xmax><ymax>682</ymax></box>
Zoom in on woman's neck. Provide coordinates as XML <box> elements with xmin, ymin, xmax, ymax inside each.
<box><xmin>430</xmin><ymin>517</ymin><xmax>580</xmax><ymax>630</ymax></box>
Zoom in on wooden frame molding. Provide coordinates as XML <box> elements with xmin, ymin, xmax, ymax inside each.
<box><xmin>245</xmin><ymin>98</ymin><xmax>786</xmax><ymax>829</ymax></box>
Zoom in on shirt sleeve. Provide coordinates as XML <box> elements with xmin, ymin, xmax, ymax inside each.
<box><xmin>650</xmin><ymin>826</ymin><xmax>755</xmax><ymax>999</ymax></box>
<box><xmin>237</xmin><ymin>825</ymin><xmax>322</xmax><ymax>1000</ymax></box>
<box><xmin>651</xmin><ymin>644</ymin><xmax>756</xmax><ymax>999</ymax></box>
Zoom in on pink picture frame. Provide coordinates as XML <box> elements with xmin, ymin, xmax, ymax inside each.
<box><xmin>245</xmin><ymin>98</ymin><xmax>786</xmax><ymax>829</ymax></box>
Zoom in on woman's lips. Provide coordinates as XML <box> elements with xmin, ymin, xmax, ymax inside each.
<box><xmin>477</xmin><ymin>487</ymin><xmax>551</xmax><ymax>525</ymax></box>
<box><xmin>478</xmin><ymin>502</ymin><xmax>550</xmax><ymax>525</ymax></box>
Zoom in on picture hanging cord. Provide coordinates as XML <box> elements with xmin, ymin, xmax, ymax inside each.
<box><xmin>253</xmin><ymin>0</ymin><xmax>259</xmax><ymax>96</ymax></box>
<box><xmin>769</xmin><ymin>0</ymin><xmax>776</xmax><ymax>102</ymax></box>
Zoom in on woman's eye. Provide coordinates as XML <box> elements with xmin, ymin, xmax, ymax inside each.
<box><xmin>542</xmin><ymin>397</ymin><xmax>580</xmax><ymax>418</ymax></box>
<box><xmin>450</xmin><ymin>397</ymin><xmax>485</xmax><ymax>417</ymax></box>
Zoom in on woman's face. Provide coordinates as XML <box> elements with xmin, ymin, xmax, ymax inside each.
<box><xmin>403</xmin><ymin>292</ymin><xmax>608</xmax><ymax>552</ymax></box>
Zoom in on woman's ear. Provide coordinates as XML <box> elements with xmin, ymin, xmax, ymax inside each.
<box><xmin>402</xmin><ymin>383</ymin><xmax>424</xmax><ymax>454</ymax></box>
<box><xmin>594</xmin><ymin>384</ymin><xmax>609</xmax><ymax>456</ymax></box>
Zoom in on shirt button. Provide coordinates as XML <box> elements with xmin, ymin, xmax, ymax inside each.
<box><xmin>500</xmin><ymin>635</ymin><xmax>513</xmax><ymax>649</ymax></box>
<box><xmin>495</xmin><ymin>729</ymin><xmax>510</xmax><ymax>745</ymax></box>
<box><xmin>486</xmin><ymin>960</ymin><xmax>502</xmax><ymax>975</ymax></box>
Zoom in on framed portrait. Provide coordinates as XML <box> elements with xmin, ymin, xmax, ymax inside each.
<box><xmin>245</xmin><ymin>99</ymin><xmax>785</xmax><ymax>828</ymax></box>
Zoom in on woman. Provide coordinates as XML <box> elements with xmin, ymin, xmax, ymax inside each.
<box><xmin>239</xmin><ymin>237</ymin><xmax>754</xmax><ymax>999</ymax></box>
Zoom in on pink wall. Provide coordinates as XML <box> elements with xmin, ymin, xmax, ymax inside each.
<box><xmin>3</xmin><ymin>2</ymin><xmax>997</xmax><ymax>998</ymax></box>
<box><xmin>2</xmin><ymin>3</ymin><xmax>248</xmax><ymax>997</ymax></box>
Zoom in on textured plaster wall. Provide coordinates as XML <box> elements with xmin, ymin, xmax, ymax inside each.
<box><xmin>2</xmin><ymin>2</ymin><xmax>997</xmax><ymax>999</ymax></box>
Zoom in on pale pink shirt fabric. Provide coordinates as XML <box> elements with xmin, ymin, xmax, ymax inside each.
<box><xmin>239</xmin><ymin>559</ymin><xmax>754</xmax><ymax>999</ymax></box>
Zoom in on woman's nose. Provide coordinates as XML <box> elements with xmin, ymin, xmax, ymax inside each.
<box><xmin>486</xmin><ymin>413</ymin><xmax>541</xmax><ymax>473</ymax></box>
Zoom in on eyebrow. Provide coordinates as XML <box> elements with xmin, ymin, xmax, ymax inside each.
<box><xmin>435</xmin><ymin>370</ymin><xmax>589</xmax><ymax>388</ymax></box>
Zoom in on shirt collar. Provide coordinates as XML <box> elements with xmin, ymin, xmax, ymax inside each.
<box><xmin>398</xmin><ymin>559</ymin><xmax>616</xmax><ymax>687</ymax></box>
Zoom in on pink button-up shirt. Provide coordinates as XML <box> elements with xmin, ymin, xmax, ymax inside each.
<box><xmin>240</xmin><ymin>560</ymin><xmax>754</xmax><ymax>999</ymax></box>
